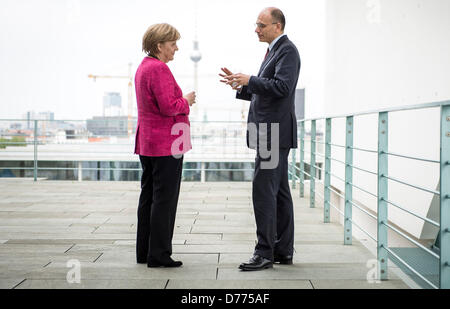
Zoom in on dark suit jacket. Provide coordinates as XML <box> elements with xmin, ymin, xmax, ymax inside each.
<box><xmin>236</xmin><ymin>35</ymin><xmax>301</xmax><ymax>150</ymax></box>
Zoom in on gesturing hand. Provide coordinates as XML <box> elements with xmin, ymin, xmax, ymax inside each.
<box><xmin>219</xmin><ymin>67</ymin><xmax>250</xmax><ymax>90</ymax></box>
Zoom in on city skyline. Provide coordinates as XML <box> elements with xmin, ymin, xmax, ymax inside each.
<box><xmin>0</xmin><ymin>0</ymin><xmax>326</xmax><ymax>121</ymax></box>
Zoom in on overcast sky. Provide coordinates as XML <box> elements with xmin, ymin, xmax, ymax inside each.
<box><xmin>0</xmin><ymin>0</ymin><xmax>326</xmax><ymax>121</ymax></box>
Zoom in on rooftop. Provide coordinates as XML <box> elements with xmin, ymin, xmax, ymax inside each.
<box><xmin>0</xmin><ymin>179</ymin><xmax>410</xmax><ymax>289</ymax></box>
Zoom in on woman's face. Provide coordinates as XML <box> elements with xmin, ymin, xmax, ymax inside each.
<box><xmin>157</xmin><ymin>40</ymin><xmax>178</xmax><ymax>63</ymax></box>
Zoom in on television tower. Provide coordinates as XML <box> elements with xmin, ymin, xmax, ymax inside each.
<box><xmin>190</xmin><ymin>1</ymin><xmax>202</xmax><ymax>121</ymax></box>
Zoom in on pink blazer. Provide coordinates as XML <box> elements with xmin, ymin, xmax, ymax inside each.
<box><xmin>134</xmin><ymin>57</ymin><xmax>192</xmax><ymax>157</ymax></box>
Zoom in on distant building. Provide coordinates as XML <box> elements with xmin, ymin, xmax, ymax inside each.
<box><xmin>24</xmin><ymin>111</ymin><xmax>55</xmax><ymax>129</ymax></box>
<box><xmin>103</xmin><ymin>92</ymin><xmax>122</xmax><ymax>117</ymax></box>
<box><xmin>10</xmin><ymin>123</ymin><xmax>22</xmax><ymax>130</ymax></box>
<box><xmin>86</xmin><ymin>116</ymin><xmax>136</xmax><ymax>137</ymax></box>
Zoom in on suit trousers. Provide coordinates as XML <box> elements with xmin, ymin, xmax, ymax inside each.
<box><xmin>252</xmin><ymin>148</ymin><xmax>294</xmax><ymax>261</ymax></box>
<box><xmin>136</xmin><ymin>155</ymin><xmax>183</xmax><ymax>264</ymax></box>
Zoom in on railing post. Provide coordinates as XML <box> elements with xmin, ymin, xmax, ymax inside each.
<box><xmin>344</xmin><ymin>116</ymin><xmax>353</xmax><ymax>245</ymax></box>
<box><xmin>300</xmin><ymin>121</ymin><xmax>305</xmax><ymax>198</ymax></box>
<box><xmin>291</xmin><ymin>148</ymin><xmax>297</xmax><ymax>189</ymax></box>
<box><xmin>310</xmin><ymin>120</ymin><xmax>316</xmax><ymax>208</ymax></box>
<box><xmin>78</xmin><ymin>161</ymin><xmax>82</xmax><ymax>182</ymax></box>
<box><xmin>378</xmin><ymin>112</ymin><xmax>389</xmax><ymax>281</ymax></box>
<box><xmin>201</xmin><ymin>162</ymin><xmax>206</xmax><ymax>183</ymax></box>
<box><xmin>110</xmin><ymin>161</ymin><xmax>114</xmax><ymax>181</ymax></box>
<box><xmin>324</xmin><ymin>118</ymin><xmax>331</xmax><ymax>223</ymax></box>
<box><xmin>440</xmin><ymin>104</ymin><xmax>450</xmax><ymax>289</ymax></box>
<box><xmin>33</xmin><ymin>120</ymin><xmax>38</xmax><ymax>182</ymax></box>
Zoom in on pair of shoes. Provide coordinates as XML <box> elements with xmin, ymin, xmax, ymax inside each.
<box><xmin>147</xmin><ymin>258</ymin><xmax>183</xmax><ymax>268</ymax></box>
<box><xmin>239</xmin><ymin>255</ymin><xmax>273</xmax><ymax>271</ymax></box>
<box><xmin>274</xmin><ymin>254</ymin><xmax>293</xmax><ymax>265</ymax></box>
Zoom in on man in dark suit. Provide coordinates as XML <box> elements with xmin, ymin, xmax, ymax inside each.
<box><xmin>220</xmin><ymin>7</ymin><xmax>301</xmax><ymax>271</ymax></box>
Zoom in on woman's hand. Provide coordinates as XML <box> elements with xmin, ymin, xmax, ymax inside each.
<box><xmin>184</xmin><ymin>91</ymin><xmax>196</xmax><ymax>106</ymax></box>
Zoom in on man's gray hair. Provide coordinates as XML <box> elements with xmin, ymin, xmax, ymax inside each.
<box><xmin>270</xmin><ymin>8</ymin><xmax>286</xmax><ymax>31</ymax></box>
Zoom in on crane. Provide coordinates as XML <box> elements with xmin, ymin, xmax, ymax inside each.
<box><xmin>88</xmin><ymin>63</ymin><xmax>134</xmax><ymax>137</ymax></box>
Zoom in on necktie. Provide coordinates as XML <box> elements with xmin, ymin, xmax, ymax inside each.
<box><xmin>264</xmin><ymin>48</ymin><xmax>269</xmax><ymax>60</ymax></box>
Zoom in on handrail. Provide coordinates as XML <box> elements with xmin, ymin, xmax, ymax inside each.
<box><xmin>350</xmin><ymin>165</ymin><xmax>378</xmax><ymax>176</ymax></box>
<box><xmin>347</xmin><ymin>199</ymin><xmax>378</xmax><ymax>221</ymax></box>
<box><xmin>294</xmin><ymin>100</ymin><xmax>450</xmax><ymax>289</ymax></box>
<box><xmin>350</xmin><ymin>146</ymin><xmax>378</xmax><ymax>154</ymax></box>
<box><xmin>348</xmin><ymin>181</ymin><xmax>378</xmax><ymax>199</ymax></box>
<box><xmin>327</xmin><ymin>171</ymin><xmax>346</xmax><ymax>184</ymax></box>
<box><xmin>347</xmin><ymin>216</ymin><xmax>377</xmax><ymax>242</ymax></box>
<box><xmin>383</xmin><ymin>151</ymin><xmax>440</xmax><ymax>164</ymax></box>
<box><xmin>381</xmin><ymin>197</ymin><xmax>440</xmax><ymax>228</ymax></box>
<box><xmin>381</xmin><ymin>174</ymin><xmax>440</xmax><ymax>196</ymax></box>
<box><xmin>381</xmin><ymin>221</ymin><xmax>440</xmax><ymax>260</ymax></box>
<box><xmin>298</xmin><ymin>100</ymin><xmax>450</xmax><ymax>123</ymax></box>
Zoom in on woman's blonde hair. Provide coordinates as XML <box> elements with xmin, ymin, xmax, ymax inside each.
<box><xmin>142</xmin><ymin>23</ymin><xmax>180</xmax><ymax>56</ymax></box>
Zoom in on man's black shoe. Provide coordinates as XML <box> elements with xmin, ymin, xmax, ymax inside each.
<box><xmin>239</xmin><ymin>255</ymin><xmax>273</xmax><ymax>271</ymax></box>
<box><xmin>274</xmin><ymin>254</ymin><xmax>293</xmax><ymax>265</ymax></box>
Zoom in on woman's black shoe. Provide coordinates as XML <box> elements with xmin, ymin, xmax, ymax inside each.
<box><xmin>147</xmin><ymin>259</ymin><xmax>183</xmax><ymax>268</ymax></box>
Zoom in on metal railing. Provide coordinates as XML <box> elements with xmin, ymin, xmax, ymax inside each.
<box><xmin>289</xmin><ymin>100</ymin><xmax>450</xmax><ymax>289</ymax></box>
<box><xmin>0</xmin><ymin>119</ymin><xmax>255</xmax><ymax>182</ymax></box>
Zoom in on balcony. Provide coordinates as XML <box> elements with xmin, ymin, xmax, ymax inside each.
<box><xmin>0</xmin><ymin>100</ymin><xmax>449</xmax><ymax>289</ymax></box>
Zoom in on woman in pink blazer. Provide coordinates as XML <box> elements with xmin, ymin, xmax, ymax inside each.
<box><xmin>135</xmin><ymin>23</ymin><xmax>196</xmax><ymax>268</ymax></box>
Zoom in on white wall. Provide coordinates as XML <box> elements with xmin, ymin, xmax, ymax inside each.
<box><xmin>323</xmin><ymin>0</ymin><xmax>450</xmax><ymax>239</ymax></box>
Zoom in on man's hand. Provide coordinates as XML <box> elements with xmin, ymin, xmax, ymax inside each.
<box><xmin>219</xmin><ymin>67</ymin><xmax>250</xmax><ymax>90</ymax></box>
<box><xmin>219</xmin><ymin>67</ymin><xmax>235</xmax><ymax>88</ymax></box>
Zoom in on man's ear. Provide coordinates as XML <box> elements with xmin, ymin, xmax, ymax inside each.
<box><xmin>276</xmin><ymin>23</ymin><xmax>282</xmax><ymax>33</ymax></box>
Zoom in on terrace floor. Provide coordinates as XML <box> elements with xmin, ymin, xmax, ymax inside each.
<box><xmin>0</xmin><ymin>179</ymin><xmax>410</xmax><ymax>289</ymax></box>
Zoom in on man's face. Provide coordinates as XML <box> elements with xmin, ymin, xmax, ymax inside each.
<box><xmin>255</xmin><ymin>11</ymin><xmax>280</xmax><ymax>44</ymax></box>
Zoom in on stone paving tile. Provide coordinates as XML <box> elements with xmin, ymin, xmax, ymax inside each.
<box><xmin>14</xmin><ymin>279</ymin><xmax>167</xmax><ymax>289</ymax></box>
<box><xmin>222</xmin><ymin>234</ymin><xmax>257</xmax><ymax>241</ymax></box>
<box><xmin>0</xmin><ymin>278</ymin><xmax>25</xmax><ymax>289</ymax></box>
<box><xmin>191</xmin><ymin>226</ymin><xmax>256</xmax><ymax>234</ymax></box>
<box><xmin>293</xmin><ymin>244</ymin><xmax>375</xmax><ymax>264</ymax></box>
<box><xmin>310</xmin><ymin>279</ymin><xmax>409</xmax><ymax>289</ymax></box>
<box><xmin>0</xmin><ymin>212</ymin><xmax>88</xmax><ymax>219</ymax></box>
<box><xmin>0</xmin><ymin>233</ymin><xmax>136</xmax><ymax>240</ymax></box>
<box><xmin>293</xmin><ymin>233</ymin><xmax>352</xmax><ymax>242</ymax></box>
<box><xmin>0</xmin><ymin>244</ymin><xmax>74</xmax><ymax>254</ymax></box>
<box><xmin>167</xmin><ymin>279</ymin><xmax>313</xmax><ymax>289</ymax></box>
<box><xmin>97</xmin><ymin>251</ymin><xmax>218</xmax><ymax>265</ymax></box>
<box><xmin>65</xmin><ymin>243</ymin><xmax>130</xmax><ymax>253</ymax></box>
<box><xmin>184</xmin><ymin>240</ymin><xmax>255</xmax><ymax>246</ymax></box>
<box><xmin>172</xmin><ymin>244</ymin><xmax>253</xmax><ymax>254</ymax></box>
<box><xmin>172</xmin><ymin>233</ymin><xmax>222</xmax><ymax>241</ymax></box>
<box><xmin>0</xmin><ymin>264</ymin><xmax>48</xmax><ymax>279</ymax></box>
<box><xmin>0</xmin><ymin>218</ymin><xmax>108</xmax><ymax>226</ymax></box>
<box><xmin>217</xmin><ymin>263</ymin><xmax>402</xmax><ymax>281</ymax></box>
<box><xmin>0</xmin><ymin>226</ymin><xmax>96</xmax><ymax>234</ymax></box>
<box><xmin>0</xmin><ymin>251</ymin><xmax>102</xmax><ymax>263</ymax></box>
<box><xmin>194</xmin><ymin>219</ymin><xmax>256</xmax><ymax>227</ymax></box>
<box><xmin>26</xmin><ymin>263</ymin><xmax>217</xmax><ymax>280</ymax></box>
<box><xmin>219</xmin><ymin>254</ymin><xmax>255</xmax><ymax>266</ymax></box>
